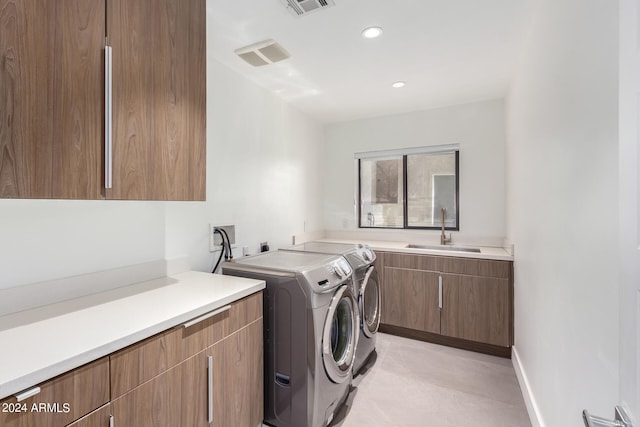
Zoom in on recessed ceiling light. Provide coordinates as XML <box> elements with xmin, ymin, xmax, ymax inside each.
<box><xmin>362</xmin><ymin>26</ymin><xmax>383</xmax><ymax>39</ymax></box>
<box><xmin>392</xmin><ymin>81</ymin><xmax>406</xmax><ymax>88</ymax></box>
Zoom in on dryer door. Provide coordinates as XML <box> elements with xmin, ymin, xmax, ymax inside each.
<box><xmin>322</xmin><ymin>284</ymin><xmax>359</xmax><ymax>384</ymax></box>
<box><xmin>360</xmin><ymin>266</ymin><xmax>381</xmax><ymax>338</ymax></box>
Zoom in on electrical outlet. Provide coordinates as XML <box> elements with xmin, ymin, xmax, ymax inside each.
<box><xmin>209</xmin><ymin>224</ymin><xmax>215</xmax><ymax>252</ymax></box>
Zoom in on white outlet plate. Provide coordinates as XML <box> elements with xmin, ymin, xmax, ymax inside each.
<box><xmin>209</xmin><ymin>224</ymin><xmax>215</xmax><ymax>252</ymax></box>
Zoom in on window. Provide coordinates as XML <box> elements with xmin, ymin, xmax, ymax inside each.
<box><xmin>357</xmin><ymin>145</ymin><xmax>459</xmax><ymax>230</ymax></box>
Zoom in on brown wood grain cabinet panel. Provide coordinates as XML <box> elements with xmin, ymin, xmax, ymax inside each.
<box><xmin>441</xmin><ymin>274</ymin><xmax>511</xmax><ymax>347</ymax></box>
<box><xmin>150</xmin><ymin>0</ymin><xmax>206</xmax><ymax>200</ymax></box>
<box><xmin>226</xmin><ymin>291</ymin><xmax>263</xmax><ymax>336</ymax></box>
<box><xmin>384</xmin><ymin>252</ymin><xmax>511</xmax><ymax>279</ymax></box>
<box><xmin>209</xmin><ymin>319</ymin><xmax>264</xmax><ymax>427</ymax></box>
<box><xmin>109</xmin><ymin>327</ymin><xmax>182</xmax><ymax>399</ymax></box>
<box><xmin>107</xmin><ymin>0</ymin><xmax>152</xmax><ymax>200</ymax></box>
<box><xmin>382</xmin><ymin>267</ymin><xmax>440</xmax><ymax>334</ymax></box>
<box><xmin>66</xmin><ymin>404</ymin><xmax>111</xmax><ymax>427</ymax></box>
<box><xmin>0</xmin><ymin>0</ymin><xmax>104</xmax><ymax>199</ymax></box>
<box><xmin>179</xmin><ymin>351</ymin><xmax>209</xmax><ymax>427</ymax></box>
<box><xmin>383</xmin><ymin>253</ymin><xmax>439</xmax><ymax>271</ymax></box>
<box><xmin>111</xmin><ymin>361</ymin><xmax>183</xmax><ymax>427</ymax></box>
<box><xmin>378</xmin><ymin>251</ymin><xmax>514</xmax><ymax>355</ymax></box>
<box><xmin>438</xmin><ymin>257</ymin><xmax>511</xmax><ymax>279</ymax></box>
<box><xmin>0</xmin><ymin>358</ymin><xmax>109</xmax><ymax>427</ymax></box>
<box><xmin>106</xmin><ymin>0</ymin><xmax>206</xmax><ymax>200</ymax></box>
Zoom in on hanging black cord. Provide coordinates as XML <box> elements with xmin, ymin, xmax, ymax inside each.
<box><xmin>211</xmin><ymin>229</ymin><xmax>225</xmax><ymax>274</ymax></box>
<box><xmin>218</xmin><ymin>228</ymin><xmax>233</xmax><ymax>260</ymax></box>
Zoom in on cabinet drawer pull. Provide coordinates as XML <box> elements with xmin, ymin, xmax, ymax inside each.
<box><xmin>207</xmin><ymin>356</ymin><xmax>214</xmax><ymax>423</ymax></box>
<box><xmin>104</xmin><ymin>44</ymin><xmax>113</xmax><ymax>189</ymax></box>
<box><xmin>438</xmin><ymin>275</ymin><xmax>443</xmax><ymax>309</ymax></box>
<box><xmin>14</xmin><ymin>386</ymin><xmax>40</xmax><ymax>402</ymax></box>
<box><xmin>109</xmin><ymin>415</ymin><xmax>114</xmax><ymax>427</ymax></box>
<box><xmin>182</xmin><ymin>305</ymin><xmax>231</xmax><ymax>329</ymax></box>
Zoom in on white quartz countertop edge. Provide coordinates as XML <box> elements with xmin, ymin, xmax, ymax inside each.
<box><xmin>0</xmin><ymin>271</ymin><xmax>265</xmax><ymax>400</ymax></box>
<box><xmin>316</xmin><ymin>238</ymin><xmax>514</xmax><ymax>261</ymax></box>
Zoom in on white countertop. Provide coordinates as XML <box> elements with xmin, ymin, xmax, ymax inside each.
<box><xmin>317</xmin><ymin>238</ymin><xmax>514</xmax><ymax>261</ymax></box>
<box><xmin>0</xmin><ymin>271</ymin><xmax>265</xmax><ymax>400</ymax></box>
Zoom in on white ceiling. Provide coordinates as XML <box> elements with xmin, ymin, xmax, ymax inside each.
<box><xmin>207</xmin><ymin>0</ymin><xmax>539</xmax><ymax>123</ymax></box>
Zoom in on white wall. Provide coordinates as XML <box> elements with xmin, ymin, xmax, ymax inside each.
<box><xmin>0</xmin><ymin>40</ymin><xmax>324</xmax><ymax>289</ymax></box>
<box><xmin>505</xmin><ymin>0</ymin><xmax>619</xmax><ymax>425</ymax></box>
<box><xmin>164</xmin><ymin>58</ymin><xmax>325</xmax><ymax>272</ymax></box>
<box><xmin>0</xmin><ymin>200</ymin><xmax>166</xmax><ymax>289</ymax></box>
<box><xmin>323</xmin><ymin>99</ymin><xmax>506</xmax><ymax>244</ymax></box>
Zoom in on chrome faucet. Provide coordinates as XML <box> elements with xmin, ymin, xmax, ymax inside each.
<box><xmin>440</xmin><ymin>208</ymin><xmax>452</xmax><ymax>245</ymax></box>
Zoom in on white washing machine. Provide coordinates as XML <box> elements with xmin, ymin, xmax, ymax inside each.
<box><xmin>280</xmin><ymin>242</ymin><xmax>381</xmax><ymax>376</ymax></box>
<box><xmin>222</xmin><ymin>251</ymin><xmax>359</xmax><ymax>427</ymax></box>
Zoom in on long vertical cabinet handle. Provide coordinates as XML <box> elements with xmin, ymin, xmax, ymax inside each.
<box><xmin>109</xmin><ymin>415</ymin><xmax>114</xmax><ymax>427</ymax></box>
<box><xmin>104</xmin><ymin>44</ymin><xmax>113</xmax><ymax>189</ymax></box>
<box><xmin>207</xmin><ymin>356</ymin><xmax>214</xmax><ymax>423</ymax></box>
<box><xmin>438</xmin><ymin>275</ymin><xmax>443</xmax><ymax>309</ymax></box>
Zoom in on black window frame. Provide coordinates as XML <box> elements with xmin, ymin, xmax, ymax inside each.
<box><xmin>357</xmin><ymin>150</ymin><xmax>459</xmax><ymax>231</ymax></box>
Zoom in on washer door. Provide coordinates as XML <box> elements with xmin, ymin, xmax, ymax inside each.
<box><xmin>322</xmin><ymin>284</ymin><xmax>359</xmax><ymax>384</ymax></box>
<box><xmin>360</xmin><ymin>266</ymin><xmax>381</xmax><ymax>338</ymax></box>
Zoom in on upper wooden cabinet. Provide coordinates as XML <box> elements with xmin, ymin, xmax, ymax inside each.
<box><xmin>0</xmin><ymin>0</ymin><xmax>206</xmax><ymax>200</ymax></box>
<box><xmin>0</xmin><ymin>0</ymin><xmax>105</xmax><ymax>199</ymax></box>
<box><xmin>106</xmin><ymin>0</ymin><xmax>206</xmax><ymax>200</ymax></box>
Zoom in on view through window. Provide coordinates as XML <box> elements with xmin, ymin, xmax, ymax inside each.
<box><xmin>357</xmin><ymin>146</ymin><xmax>459</xmax><ymax>230</ymax></box>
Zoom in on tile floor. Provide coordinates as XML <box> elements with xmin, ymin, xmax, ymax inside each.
<box><xmin>331</xmin><ymin>333</ymin><xmax>532</xmax><ymax>427</ymax></box>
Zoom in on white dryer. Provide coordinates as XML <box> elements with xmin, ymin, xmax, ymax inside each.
<box><xmin>280</xmin><ymin>242</ymin><xmax>381</xmax><ymax>376</ymax></box>
<box><xmin>222</xmin><ymin>251</ymin><xmax>359</xmax><ymax>427</ymax></box>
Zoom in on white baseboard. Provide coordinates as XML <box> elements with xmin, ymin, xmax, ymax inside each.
<box><xmin>512</xmin><ymin>345</ymin><xmax>545</xmax><ymax>427</ymax></box>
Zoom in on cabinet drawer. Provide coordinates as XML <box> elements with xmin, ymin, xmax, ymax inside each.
<box><xmin>438</xmin><ymin>257</ymin><xmax>511</xmax><ymax>279</ymax></box>
<box><xmin>384</xmin><ymin>252</ymin><xmax>511</xmax><ymax>279</ymax></box>
<box><xmin>384</xmin><ymin>253</ymin><xmax>439</xmax><ymax>271</ymax></box>
<box><xmin>227</xmin><ymin>291</ymin><xmax>263</xmax><ymax>336</ymax></box>
<box><xmin>110</xmin><ymin>291</ymin><xmax>263</xmax><ymax>398</ymax></box>
<box><xmin>0</xmin><ymin>358</ymin><xmax>109</xmax><ymax>427</ymax></box>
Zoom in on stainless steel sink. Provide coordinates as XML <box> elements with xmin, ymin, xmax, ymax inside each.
<box><xmin>406</xmin><ymin>244</ymin><xmax>481</xmax><ymax>253</ymax></box>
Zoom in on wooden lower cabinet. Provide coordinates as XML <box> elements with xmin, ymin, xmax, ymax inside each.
<box><xmin>209</xmin><ymin>319</ymin><xmax>263</xmax><ymax>427</ymax></box>
<box><xmin>379</xmin><ymin>252</ymin><xmax>513</xmax><ymax>356</ymax></box>
<box><xmin>441</xmin><ymin>273</ymin><xmax>511</xmax><ymax>347</ymax></box>
<box><xmin>110</xmin><ymin>293</ymin><xmax>264</xmax><ymax>427</ymax></box>
<box><xmin>110</xmin><ymin>319</ymin><xmax>263</xmax><ymax>427</ymax></box>
<box><xmin>0</xmin><ymin>293</ymin><xmax>263</xmax><ymax>427</ymax></box>
<box><xmin>382</xmin><ymin>268</ymin><xmax>440</xmax><ymax>334</ymax></box>
<box><xmin>0</xmin><ymin>358</ymin><xmax>109</xmax><ymax>427</ymax></box>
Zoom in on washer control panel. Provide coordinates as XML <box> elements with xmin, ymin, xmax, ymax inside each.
<box><xmin>333</xmin><ymin>258</ymin><xmax>352</xmax><ymax>279</ymax></box>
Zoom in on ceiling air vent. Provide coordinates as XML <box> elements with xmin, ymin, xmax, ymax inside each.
<box><xmin>234</xmin><ymin>39</ymin><xmax>291</xmax><ymax>67</ymax></box>
<box><xmin>281</xmin><ymin>0</ymin><xmax>335</xmax><ymax>17</ymax></box>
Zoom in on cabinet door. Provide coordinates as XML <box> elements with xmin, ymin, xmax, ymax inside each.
<box><xmin>382</xmin><ymin>267</ymin><xmax>441</xmax><ymax>334</ymax></box>
<box><xmin>66</xmin><ymin>404</ymin><xmax>111</xmax><ymax>427</ymax></box>
<box><xmin>106</xmin><ymin>0</ymin><xmax>206</xmax><ymax>201</ymax></box>
<box><xmin>441</xmin><ymin>273</ymin><xmax>511</xmax><ymax>347</ymax></box>
<box><xmin>0</xmin><ymin>0</ymin><xmax>104</xmax><ymax>199</ymax></box>
<box><xmin>209</xmin><ymin>319</ymin><xmax>263</xmax><ymax>427</ymax></box>
<box><xmin>111</xmin><ymin>363</ymin><xmax>184</xmax><ymax>427</ymax></box>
